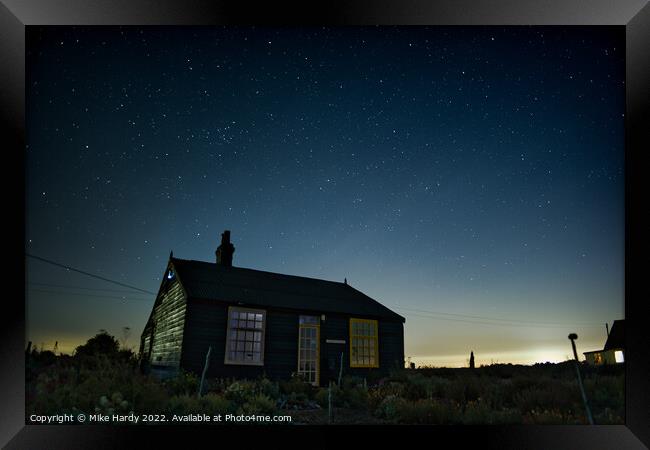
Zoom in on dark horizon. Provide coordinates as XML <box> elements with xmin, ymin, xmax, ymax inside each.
<box><xmin>26</xmin><ymin>26</ymin><xmax>624</xmax><ymax>367</ymax></box>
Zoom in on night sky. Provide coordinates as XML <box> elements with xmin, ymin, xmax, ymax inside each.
<box><xmin>26</xmin><ymin>26</ymin><xmax>625</xmax><ymax>367</ymax></box>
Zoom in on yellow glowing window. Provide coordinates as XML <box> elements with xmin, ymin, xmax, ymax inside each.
<box><xmin>349</xmin><ymin>318</ymin><xmax>379</xmax><ymax>368</ymax></box>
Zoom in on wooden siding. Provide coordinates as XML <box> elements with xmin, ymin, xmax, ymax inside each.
<box><xmin>320</xmin><ymin>314</ymin><xmax>404</xmax><ymax>383</ymax></box>
<box><xmin>181</xmin><ymin>299</ymin><xmax>404</xmax><ymax>385</ymax></box>
<box><xmin>148</xmin><ymin>279</ymin><xmax>187</xmax><ymax>370</ymax></box>
<box><xmin>181</xmin><ymin>300</ymin><xmax>300</xmax><ymax>380</ymax></box>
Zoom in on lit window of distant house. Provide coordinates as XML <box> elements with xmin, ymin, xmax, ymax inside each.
<box><xmin>615</xmin><ymin>350</ymin><xmax>624</xmax><ymax>363</ymax></box>
<box><xmin>225</xmin><ymin>307</ymin><xmax>265</xmax><ymax>365</ymax></box>
<box><xmin>349</xmin><ymin>318</ymin><xmax>379</xmax><ymax>368</ymax></box>
<box><xmin>594</xmin><ymin>353</ymin><xmax>603</xmax><ymax>364</ymax></box>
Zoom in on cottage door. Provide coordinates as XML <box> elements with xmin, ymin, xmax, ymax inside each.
<box><xmin>297</xmin><ymin>315</ymin><xmax>320</xmax><ymax>385</ymax></box>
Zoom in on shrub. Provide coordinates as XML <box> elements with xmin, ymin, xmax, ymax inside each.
<box><xmin>523</xmin><ymin>408</ymin><xmax>582</xmax><ymax>424</ymax></box>
<box><xmin>279</xmin><ymin>373</ymin><xmax>313</xmax><ymax>399</ymax></box>
<box><xmin>164</xmin><ymin>371</ymin><xmax>199</xmax><ymax>396</ymax></box>
<box><xmin>343</xmin><ymin>385</ymin><xmax>369</xmax><ymax>410</ymax></box>
<box><xmin>74</xmin><ymin>332</ymin><xmax>120</xmax><ymax>358</ymax></box>
<box><xmin>401</xmin><ymin>373</ymin><xmax>430</xmax><ymax>400</ymax></box>
<box><xmin>444</xmin><ymin>378</ymin><xmax>469</xmax><ymax>403</ymax></box>
<box><xmin>255</xmin><ymin>377</ymin><xmax>280</xmax><ymax>400</ymax></box>
<box><xmin>512</xmin><ymin>382</ymin><xmax>580</xmax><ymax>413</ymax></box>
<box><xmin>341</xmin><ymin>376</ymin><xmax>365</xmax><ymax>391</ymax></box>
<box><xmin>387</xmin><ymin>369</ymin><xmax>409</xmax><ymax>383</ymax></box>
<box><xmin>93</xmin><ymin>392</ymin><xmax>132</xmax><ymax>416</ymax></box>
<box><xmin>129</xmin><ymin>376</ymin><xmax>169</xmax><ymax>413</ymax></box>
<box><xmin>425</xmin><ymin>376</ymin><xmax>450</xmax><ymax>399</ymax></box>
<box><xmin>224</xmin><ymin>381</ymin><xmax>254</xmax><ymax>405</ymax></box>
<box><xmin>315</xmin><ymin>384</ymin><xmax>343</xmax><ymax>408</ymax></box>
<box><xmin>167</xmin><ymin>393</ymin><xmax>236</xmax><ymax>416</ymax></box>
<box><xmin>204</xmin><ymin>378</ymin><xmax>228</xmax><ymax>394</ymax></box>
<box><xmin>584</xmin><ymin>374</ymin><xmax>624</xmax><ymax>416</ymax></box>
<box><xmin>461</xmin><ymin>400</ymin><xmax>521</xmax><ymax>424</ymax></box>
<box><xmin>393</xmin><ymin>398</ymin><xmax>461</xmax><ymax>424</ymax></box>
<box><xmin>201</xmin><ymin>393</ymin><xmax>237</xmax><ymax>415</ymax></box>
<box><xmin>240</xmin><ymin>394</ymin><xmax>277</xmax><ymax>415</ymax></box>
<box><xmin>374</xmin><ymin>394</ymin><xmax>401</xmax><ymax>421</ymax></box>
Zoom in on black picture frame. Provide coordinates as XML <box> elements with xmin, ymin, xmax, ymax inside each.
<box><xmin>1</xmin><ymin>1</ymin><xmax>648</xmax><ymax>448</ymax></box>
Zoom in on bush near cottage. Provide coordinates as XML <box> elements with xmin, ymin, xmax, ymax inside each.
<box><xmin>164</xmin><ymin>370</ymin><xmax>199</xmax><ymax>396</ymax></box>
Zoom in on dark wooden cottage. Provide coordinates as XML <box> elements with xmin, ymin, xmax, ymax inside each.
<box><xmin>139</xmin><ymin>230</ymin><xmax>405</xmax><ymax>385</ymax></box>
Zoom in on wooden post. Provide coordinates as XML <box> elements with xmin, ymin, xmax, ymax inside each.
<box><xmin>328</xmin><ymin>381</ymin><xmax>332</xmax><ymax>424</ymax></box>
<box><xmin>568</xmin><ymin>333</ymin><xmax>594</xmax><ymax>424</ymax></box>
<box><xmin>198</xmin><ymin>346</ymin><xmax>212</xmax><ymax>398</ymax></box>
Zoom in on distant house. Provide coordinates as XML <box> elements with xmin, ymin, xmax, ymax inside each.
<box><xmin>583</xmin><ymin>319</ymin><xmax>625</xmax><ymax>365</ymax></box>
<box><xmin>139</xmin><ymin>230</ymin><xmax>405</xmax><ymax>385</ymax></box>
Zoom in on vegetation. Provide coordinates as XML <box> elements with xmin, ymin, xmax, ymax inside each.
<box><xmin>27</xmin><ymin>332</ymin><xmax>624</xmax><ymax>424</ymax></box>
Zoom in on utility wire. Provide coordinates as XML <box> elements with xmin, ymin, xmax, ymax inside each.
<box><xmin>28</xmin><ymin>288</ymin><xmax>152</xmax><ymax>302</ymax></box>
<box><xmin>26</xmin><ymin>253</ymin><xmax>157</xmax><ymax>295</ymax></box>
<box><xmin>27</xmin><ymin>282</ymin><xmax>152</xmax><ymax>295</ymax></box>
<box><xmin>392</xmin><ymin>307</ymin><xmax>603</xmax><ymax>329</ymax></box>
<box><xmin>392</xmin><ymin>305</ymin><xmax>604</xmax><ymax>327</ymax></box>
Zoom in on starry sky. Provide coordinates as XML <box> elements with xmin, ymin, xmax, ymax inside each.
<box><xmin>26</xmin><ymin>26</ymin><xmax>625</xmax><ymax>367</ymax></box>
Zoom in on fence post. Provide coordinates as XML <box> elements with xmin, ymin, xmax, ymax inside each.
<box><xmin>198</xmin><ymin>346</ymin><xmax>212</xmax><ymax>398</ymax></box>
<box><xmin>338</xmin><ymin>352</ymin><xmax>343</xmax><ymax>387</ymax></box>
<box><xmin>328</xmin><ymin>381</ymin><xmax>333</xmax><ymax>424</ymax></box>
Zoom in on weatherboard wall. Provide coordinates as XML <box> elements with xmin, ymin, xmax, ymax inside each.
<box><xmin>320</xmin><ymin>314</ymin><xmax>404</xmax><ymax>383</ymax></box>
<box><xmin>180</xmin><ymin>298</ymin><xmax>404</xmax><ymax>385</ymax></box>
<box><xmin>180</xmin><ymin>300</ymin><xmax>299</xmax><ymax>379</ymax></box>
<box><xmin>147</xmin><ymin>279</ymin><xmax>187</xmax><ymax>370</ymax></box>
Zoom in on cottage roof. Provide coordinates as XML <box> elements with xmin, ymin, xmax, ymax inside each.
<box><xmin>603</xmin><ymin>319</ymin><xmax>624</xmax><ymax>350</ymax></box>
<box><xmin>170</xmin><ymin>257</ymin><xmax>405</xmax><ymax>322</ymax></box>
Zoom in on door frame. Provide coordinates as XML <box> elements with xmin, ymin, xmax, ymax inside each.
<box><xmin>297</xmin><ymin>316</ymin><xmax>320</xmax><ymax>386</ymax></box>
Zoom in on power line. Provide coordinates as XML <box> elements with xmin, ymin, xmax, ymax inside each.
<box><xmin>27</xmin><ymin>282</ymin><xmax>152</xmax><ymax>296</ymax></box>
<box><xmin>392</xmin><ymin>305</ymin><xmax>604</xmax><ymax>327</ymax></box>
<box><xmin>27</xmin><ymin>287</ymin><xmax>152</xmax><ymax>302</ymax></box>
<box><xmin>26</xmin><ymin>253</ymin><xmax>157</xmax><ymax>295</ymax></box>
<box><xmin>392</xmin><ymin>307</ymin><xmax>603</xmax><ymax>329</ymax></box>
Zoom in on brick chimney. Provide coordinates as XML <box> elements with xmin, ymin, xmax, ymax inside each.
<box><xmin>216</xmin><ymin>230</ymin><xmax>235</xmax><ymax>267</ymax></box>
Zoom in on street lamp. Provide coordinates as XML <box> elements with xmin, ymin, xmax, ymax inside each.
<box><xmin>568</xmin><ymin>333</ymin><xmax>594</xmax><ymax>425</ymax></box>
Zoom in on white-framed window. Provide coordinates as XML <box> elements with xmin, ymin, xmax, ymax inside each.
<box><xmin>224</xmin><ymin>306</ymin><xmax>266</xmax><ymax>365</ymax></box>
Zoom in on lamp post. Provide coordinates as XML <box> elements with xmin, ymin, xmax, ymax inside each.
<box><xmin>568</xmin><ymin>333</ymin><xmax>594</xmax><ymax>424</ymax></box>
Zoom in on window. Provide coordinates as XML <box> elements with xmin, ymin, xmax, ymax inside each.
<box><xmin>298</xmin><ymin>315</ymin><xmax>320</xmax><ymax>385</ymax></box>
<box><xmin>349</xmin><ymin>318</ymin><xmax>379</xmax><ymax>368</ymax></box>
<box><xmin>594</xmin><ymin>353</ymin><xmax>603</xmax><ymax>364</ymax></box>
<box><xmin>615</xmin><ymin>350</ymin><xmax>624</xmax><ymax>363</ymax></box>
<box><xmin>224</xmin><ymin>306</ymin><xmax>266</xmax><ymax>365</ymax></box>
